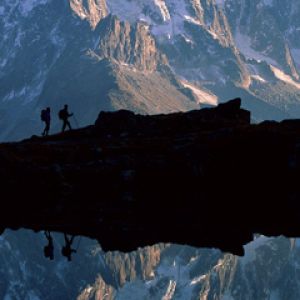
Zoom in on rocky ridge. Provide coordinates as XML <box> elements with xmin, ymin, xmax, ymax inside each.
<box><xmin>1</xmin><ymin>99</ymin><xmax>300</xmax><ymax>256</ymax></box>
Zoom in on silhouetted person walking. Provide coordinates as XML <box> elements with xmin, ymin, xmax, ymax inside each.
<box><xmin>59</xmin><ymin>105</ymin><xmax>73</xmax><ymax>133</ymax></box>
<box><xmin>61</xmin><ymin>233</ymin><xmax>76</xmax><ymax>261</ymax></box>
<box><xmin>44</xmin><ymin>231</ymin><xmax>54</xmax><ymax>260</ymax></box>
<box><xmin>41</xmin><ymin>107</ymin><xmax>51</xmax><ymax>136</ymax></box>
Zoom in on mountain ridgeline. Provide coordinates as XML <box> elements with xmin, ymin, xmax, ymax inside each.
<box><xmin>1</xmin><ymin>0</ymin><xmax>300</xmax><ymax>140</ymax></box>
<box><xmin>2</xmin><ymin>230</ymin><xmax>300</xmax><ymax>300</ymax></box>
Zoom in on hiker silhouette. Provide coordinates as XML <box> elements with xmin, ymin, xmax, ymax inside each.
<box><xmin>43</xmin><ymin>231</ymin><xmax>54</xmax><ymax>260</ymax></box>
<box><xmin>59</xmin><ymin>104</ymin><xmax>73</xmax><ymax>133</ymax></box>
<box><xmin>61</xmin><ymin>233</ymin><xmax>76</xmax><ymax>261</ymax></box>
<box><xmin>41</xmin><ymin>107</ymin><xmax>51</xmax><ymax>136</ymax></box>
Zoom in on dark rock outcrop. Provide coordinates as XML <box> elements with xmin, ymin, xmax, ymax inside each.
<box><xmin>95</xmin><ymin>98</ymin><xmax>250</xmax><ymax>135</ymax></box>
<box><xmin>0</xmin><ymin>98</ymin><xmax>298</xmax><ymax>255</ymax></box>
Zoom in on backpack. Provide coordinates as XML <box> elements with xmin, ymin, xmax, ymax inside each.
<box><xmin>41</xmin><ymin>109</ymin><xmax>47</xmax><ymax>122</ymax></box>
<box><xmin>44</xmin><ymin>245</ymin><xmax>54</xmax><ymax>260</ymax></box>
<box><xmin>58</xmin><ymin>109</ymin><xmax>65</xmax><ymax>120</ymax></box>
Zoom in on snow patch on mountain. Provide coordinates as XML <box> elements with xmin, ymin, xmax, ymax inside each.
<box><xmin>106</xmin><ymin>0</ymin><xmax>154</xmax><ymax>24</ymax></box>
<box><xmin>180</xmin><ymin>80</ymin><xmax>218</xmax><ymax>106</ymax></box>
<box><xmin>270</xmin><ymin>65</ymin><xmax>300</xmax><ymax>89</ymax></box>
<box><xmin>105</xmin><ymin>0</ymin><xmax>197</xmax><ymax>39</ymax></box>
<box><xmin>235</xmin><ymin>30</ymin><xmax>277</xmax><ymax>66</ymax></box>
<box><xmin>251</xmin><ymin>75</ymin><xmax>267</xmax><ymax>83</ymax></box>
<box><xmin>184</xmin><ymin>15</ymin><xmax>202</xmax><ymax>26</ymax></box>
<box><xmin>190</xmin><ymin>274</ymin><xmax>206</xmax><ymax>285</ymax></box>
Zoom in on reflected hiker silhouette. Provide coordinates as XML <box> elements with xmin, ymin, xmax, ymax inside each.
<box><xmin>61</xmin><ymin>233</ymin><xmax>76</xmax><ymax>261</ymax></box>
<box><xmin>59</xmin><ymin>104</ymin><xmax>73</xmax><ymax>133</ymax></box>
<box><xmin>44</xmin><ymin>231</ymin><xmax>54</xmax><ymax>260</ymax></box>
<box><xmin>41</xmin><ymin>107</ymin><xmax>51</xmax><ymax>136</ymax></box>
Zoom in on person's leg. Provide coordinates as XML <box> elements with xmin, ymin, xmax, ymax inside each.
<box><xmin>62</xmin><ymin>121</ymin><xmax>67</xmax><ymax>132</ymax></box>
<box><xmin>42</xmin><ymin>122</ymin><xmax>47</xmax><ymax>136</ymax></box>
<box><xmin>67</xmin><ymin>120</ymin><xmax>72</xmax><ymax>131</ymax></box>
<box><xmin>45</xmin><ymin>122</ymin><xmax>50</xmax><ymax>136</ymax></box>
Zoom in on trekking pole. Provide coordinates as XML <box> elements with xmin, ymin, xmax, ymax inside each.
<box><xmin>72</xmin><ymin>115</ymin><xmax>80</xmax><ymax>129</ymax></box>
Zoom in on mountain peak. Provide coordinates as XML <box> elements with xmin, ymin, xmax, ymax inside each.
<box><xmin>96</xmin><ymin>15</ymin><xmax>165</xmax><ymax>72</ymax></box>
<box><xmin>70</xmin><ymin>0</ymin><xmax>108</xmax><ymax>28</ymax></box>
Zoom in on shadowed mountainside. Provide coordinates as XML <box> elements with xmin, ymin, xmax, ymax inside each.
<box><xmin>0</xmin><ymin>98</ymin><xmax>299</xmax><ymax>255</ymax></box>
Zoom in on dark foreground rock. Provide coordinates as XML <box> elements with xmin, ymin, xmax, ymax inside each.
<box><xmin>0</xmin><ymin>98</ymin><xmax>298</xmax><ymax>255</ymax></box>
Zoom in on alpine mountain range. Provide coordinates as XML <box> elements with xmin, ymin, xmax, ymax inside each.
<box><xmin>2</xmin><ymin>230</ymin><xmax>300</xmax><ymax>300</ymax></box>
<box><xmin>2</xmin><ymin>1</ymin><xmax>300</xmax><ymax>299</ymax></box>
<box><xmin>1</xmin><ymin>0</ymin><xmax>300</xmax><ymax>140</ymax></box>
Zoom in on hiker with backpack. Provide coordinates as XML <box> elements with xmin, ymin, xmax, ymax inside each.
<box><xmin>61</xmin><ymin>233</ymin><xmax>77</xmax><ymax>261</ymax></box>
<box><xmin>59</xmin><ymin>104</ymin><xmax>73</xmax><ymax>133</ymax></box>
<box><xmin>43</xmin><ymin>231</ymin><xmax>54</xmax><ymax>260</ymax></box>
<box><xmin>41</xmin><ymin>107</ymin><xmax>51</xmax><ymax>136</ymax></box>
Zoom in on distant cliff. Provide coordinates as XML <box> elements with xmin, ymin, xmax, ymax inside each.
<box><xmin>1</xmin><ymin>98</ymin><xmax>300</xmax><ymax>255</ymax></box>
